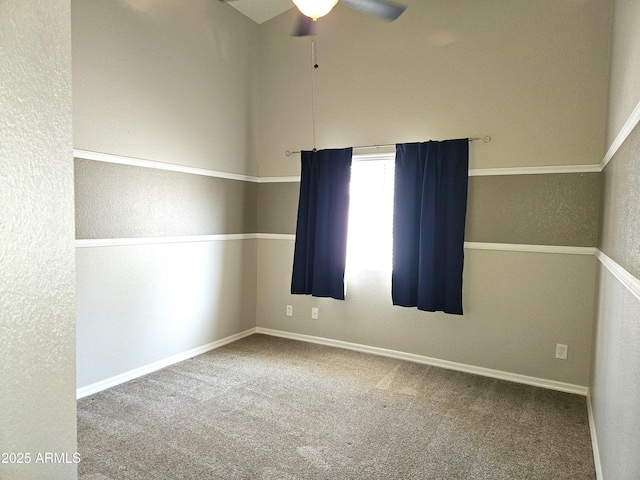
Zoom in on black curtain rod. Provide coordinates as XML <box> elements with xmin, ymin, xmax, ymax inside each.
<box><xmin>285</xmin><ymin>136</ymin><xmax>491</xmax><ymax>157</ymax></box>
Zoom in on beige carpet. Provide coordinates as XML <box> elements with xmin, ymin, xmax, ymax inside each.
<box><xmin>78</xmin><ymin>334</ymin><xmax>595</xmax><ymax>479</ymax></box>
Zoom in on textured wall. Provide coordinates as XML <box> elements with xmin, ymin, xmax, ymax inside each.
<box><xmin>599</xmin><ymin>123</ymin><xmax>640</xmax><ymax>278</ymax></box>
<box><xmin>0</xmin><ymin>1</ymin><xmax>77</xmax><ymax>479</ymax></box>
<box><xmin>466</xmin><ymin>173</ymin><xmax>601</xmax><ymax>247</ymax></box>
<box><xmin>590</xmin><ymin>265</ymin><xmax>640</xmax><ymax>480</ymax></box>
<box><xmin>258</xmin><ymin>173</ymin><xmax>601</xmax><ymax>247</ymax></box>
<box><xmin>589</xmin><ymin>1</ymin><xmax>640</xmax><ymax>473</ymax></box>
<box><xmin>258</xmin><ymin>182</ymin><xmax>301</xmax><ymax>234</ymax></box>
<box><xmin>590</xmin><ymin>0</ymin><xmax>640</xmax><ymax>477</ymax></box>
<box><xmin>75</xmin><ymin>159</ymin><xmax>258</xmax><ymax>239</ymax></box>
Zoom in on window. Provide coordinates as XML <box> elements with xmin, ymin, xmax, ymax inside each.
<box><xmin>346</xmin><ymin>154</ymin><xmax>395</xmax><ymax>272</ymax></box>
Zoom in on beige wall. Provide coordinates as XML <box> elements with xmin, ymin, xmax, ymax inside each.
<box><xmin>73</xmin><ymin>1</ymin><xmax>260</xmax><ymax>392</ymax></box>
<box><xmin>73</xmin><ymin>0</ymin><xmax>259</xmax><ymax>176</ymax></box>
<box><xmin>0</xmin><ymin>1</ymin><xmax>77</xmax><ymax>479</ymax></box>
<box><xmin>258</xmin><ymin>240</ymin><xmax>597</xmax><ymax>387</ymax></box>
<box><xmin>76</xmin><ymin>240</ymin><xmax>257</xmax><ymax>389</ymax></box>
<box><xmin>258</xmin><ymin>0</ymin><xmax>612</xmax><ymax>176</ymax></box>
<box><xmin>255</xmin><ymin>0</ymin><xmax>612</xmax><ymax>389</ymax></box>
<box><xmin>590</xmin><ymin>1</ymin><xmax>640</xmax><ymax>477</ymax></box>
<box><xmin>606</xmin><ymin>0</ymin><xmax>640</xmax><ymax>146</ymax></box>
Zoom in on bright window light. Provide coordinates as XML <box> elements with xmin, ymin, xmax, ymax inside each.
<box><xmin>346</xmin><ymin>155</ymin><xmax>395</xmax><ymax>272</ymax></box>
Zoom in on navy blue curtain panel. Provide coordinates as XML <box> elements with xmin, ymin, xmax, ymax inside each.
<box><xmin>392</xmin><ymin>139</ymin><xmax>469</xmax><ymax>314</ymax></box>
<box><xmin>291</xmin><ymin>148</ymin><xmax>353</xmax><ymax>300</ymax></box>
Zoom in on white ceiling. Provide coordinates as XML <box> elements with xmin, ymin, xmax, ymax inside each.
<box><xmin>225</xmin><ymin>0</ymin><xmax>295</xmax><ymax>24</ymax></box>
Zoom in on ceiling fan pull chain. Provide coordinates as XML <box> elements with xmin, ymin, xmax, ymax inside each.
<box><xmin>312</xmin><ymin>21</ymin><xmax>319</xmax><ymax>69</ymax></box>
<box><xmin>311</xmin><ymin>26</ymin><xmax>318</xmax><ymax>151</ymax></box>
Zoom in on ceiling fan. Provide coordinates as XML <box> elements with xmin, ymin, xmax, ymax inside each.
<box><xmin>293</xmin><ymin>0</ymin><xmax>406</xmax><ymax>36</ymax></box>
<box><xmin>221</xmin><ymin>0</ymin><xmax>407</xmax><ymax>36</ymax></box>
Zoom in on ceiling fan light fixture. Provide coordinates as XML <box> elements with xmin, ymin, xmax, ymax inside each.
<box><xmin>292</xmin><ymin>0</ymin><xmax>339</xmax><ymax>20</ymax></box>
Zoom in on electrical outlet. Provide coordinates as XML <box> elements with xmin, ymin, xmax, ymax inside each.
<box><xmin>311</xmin><ymin>307</ymin><xmax>319</xmax><ymax>319</ymax></box>
<box><xmin>286</xmin><ymin>305</ymin><xmax>293</xmax><ymax>317</ymax></box>
<box><xmin>555</xmin><ymin>343</ymin><xmax>568</xmax><ymax>360</ymax></box>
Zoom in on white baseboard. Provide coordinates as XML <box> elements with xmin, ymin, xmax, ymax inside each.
<box><xmin>78</xmin><ymin>325</ymin><xmax>596</xmax><ymax>472</ymax></box>
<box><xmin>77</xmin><ymin>325</ymin><xmax>591</xmax><ymax>399</ymax></box>
<box><xmin>76</xmin><ymin>328</ymin><xmax>257</xmax><ymax>399</ymax></box>
<box><xmin>587</xmin><ymin>392</ymin><xmax>604</xmax><ymax>479</ymax></box>
<box><xmin>255</xmin><ymin>327</ymin><xmax>588</xmax><ymax>396</ymax></box>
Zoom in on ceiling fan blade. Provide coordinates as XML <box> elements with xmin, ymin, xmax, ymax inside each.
<box><xmin>292</xmin><ymin>13</ymin><xmax>314</xmax><ymax>36</ymax></box>
<box><xmin>340</xmin><ymin>0</ymin><xmax>406</xmax><ymax>22</ymax></box>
